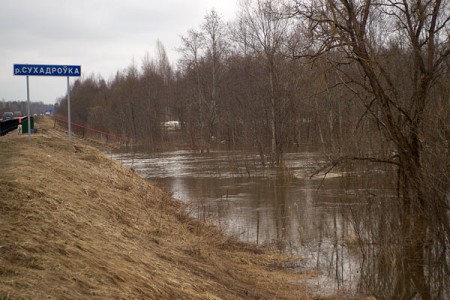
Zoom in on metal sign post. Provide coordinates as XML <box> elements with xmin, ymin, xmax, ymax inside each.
<box><xmin>13</xmin><ymin>64</ymin><xmax>81</xmax><ymax>141</ymax></box>
<box><xmin>67</xmin><ymin>77</ymin><xmax>72</xmax><ymax>141</ymax></box>
<box><xmin>26</xmin><ymin>75</ymin><xmax>31</xmax><ymax>140</ymax></box>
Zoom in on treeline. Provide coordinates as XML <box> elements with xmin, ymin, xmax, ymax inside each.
<box><xmin>1</xmin><ymin>100</ymin><xmax>53</xmax><ymax>116</ymax></box>
<box><xmin>56</xmin><ymin>1</ymin><xmax>449</xmax><ymax>164</ymax></box>
<box><xmin>56</xmin><ymin>42</ymin><xmax>174</xmax><ymax>149</ymax></box>
<box><xmin>54</xmin><ymin>6</ymin><xmax>376</xmax><ymax>161</ymax></box>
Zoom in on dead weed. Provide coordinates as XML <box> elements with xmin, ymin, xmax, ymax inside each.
<box><xmin>0</xmin><ymin>118</ymin><xmax>314</xmax><ymax>299</ymax></box>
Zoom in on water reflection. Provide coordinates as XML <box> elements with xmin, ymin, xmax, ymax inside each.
<box><xmin>113</xmin><ymin>149</ymin><xmax>449</xmax><ymax>298</ymax></box>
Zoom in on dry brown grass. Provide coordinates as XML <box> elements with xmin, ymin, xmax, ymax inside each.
<box><xmin>0</xmin><ymin>118</ymin><xmax>313</xmax><ymax>299</ymax></box>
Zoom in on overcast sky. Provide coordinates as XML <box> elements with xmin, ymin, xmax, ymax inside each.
<box><xmin>0</xmin><ymin>0</ymin><xmax>238</xmax><ymax>104</ymax></box>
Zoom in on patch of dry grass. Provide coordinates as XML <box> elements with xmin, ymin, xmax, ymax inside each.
<box><xmin>0</xmin><ymin>118</ymin><xmax>313</xmax><ymax>299</ymax></box>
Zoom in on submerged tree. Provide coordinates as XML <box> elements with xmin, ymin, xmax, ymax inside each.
<box><xmin>201</xmin><ymin>9</ymin><xmax>229</xmax><ymax>151</ymax></box>
<box><xmin>292</xmin><ymin>0</ymin><xmax>450</xmax><ymax>298</ymax></box>
<box><xmin>237</xmin><ymin>0</ymin><xmax>294</xmax><ymax>164</ymax></box>
<box><xmin>178</xmin><ymin>29</ymin><xmax>207</xmax><ymax>150</ymax></box>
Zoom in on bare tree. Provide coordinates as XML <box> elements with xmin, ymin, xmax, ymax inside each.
<box><xmin>155</xmin><ymin>40</ymin><xmax>172</xmax><ymax>86</ymax></box>
<box><xmin>179</xmin><ymin>29</ymin><xmax>206</xmax><ymax>150</ymax></box>
<box><xmin>237</xmin><ymin>0</ymin><xmax>293</xmax><ymax>164</ymax></box>
<box><xmin>201</xmin><ymin>9</ymin><xmax>229</xmax><ymax>152</ymax></box>
<box><xmin>293</xmin><ymin>0</ymin><xmax>450</xmax><ymax>298</ymax></box>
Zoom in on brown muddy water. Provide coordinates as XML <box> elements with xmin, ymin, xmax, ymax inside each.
<box><xmin>112</xmin><ymin>149</ymin><xmax>449</xmax><ymax>299</ymax></box>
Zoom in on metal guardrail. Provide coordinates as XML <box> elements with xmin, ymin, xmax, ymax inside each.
<box><xmin>53</xmin><ymin>117</ymin><xmax>130</xmax><ymax>148</ymax></box>
<box><xmin>0</xmin><ymin>119</ymin><xmax>19</xmax><ymax>136</ymax></box>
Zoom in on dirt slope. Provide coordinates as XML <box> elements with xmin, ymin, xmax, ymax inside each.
<box><xmin>0</xmin><ymin>118</ymin><xmax>312</xmax><ymax>299</ymax></box>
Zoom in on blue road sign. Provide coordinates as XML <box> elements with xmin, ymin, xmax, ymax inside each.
<box><xmin>14</xmin><ymin>64</ymin><xmax>81</xmax><ymax>77</ymax></box>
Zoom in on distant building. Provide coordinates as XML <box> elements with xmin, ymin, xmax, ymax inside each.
<box><xmin>162</xmin><ymin>121</ymin><xmax>181</xmax><ymax>131</ymax></box>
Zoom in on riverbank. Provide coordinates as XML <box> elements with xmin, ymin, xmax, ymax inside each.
<box><xmin>0</xmin><ymin>118</ymin><xmax>318</xmax><ymax>299</ymax></box>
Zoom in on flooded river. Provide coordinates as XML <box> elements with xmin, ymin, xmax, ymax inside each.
<box><xmin>112</xmin><ymin>149</ymin><xmax>449</xmax><ymax>299</ymax></box>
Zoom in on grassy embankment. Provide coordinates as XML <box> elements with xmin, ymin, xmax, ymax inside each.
<box><xmin>0</xmin><ymin>118</ymin><xmax>314</xmax><ymax>299</ymax></box>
